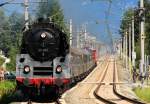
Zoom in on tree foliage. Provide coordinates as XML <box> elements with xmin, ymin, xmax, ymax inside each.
<box><xmin>0</xmin><ymin>9</ymin><xmax>24</xmax><ymax>71</ymax></box>
<box><xmin>120</xmin><ymin>8</ymin><xmax>134</xmax><ymax>36</ymax></box>
<box><xmin>0</xmin><ymin>9</ymin><xmax>11</xmax><ymax>55</ymax></box>
<box><xmin>144</xmin><ymin>0</ymin><xmax>150</xmax><ymax>55</ymax></box>
<box><xmin>0</xmin><ymin>57</ymin><xmax>5</xmax><ymax>66</ymax></box>
<box><xmin>36</xmin><ymin>0</ymin><xmax>69</xmax><ymax>36</ymax></box>
<box><xmin>0</xmin><ymin>0</ymin><xmax>68</xmax><ymax>71</ymax></box>
<box><xmin>6</xmin><ymin>12</ymin><xmax>24</xmax><ymax>71</ymax></box>
<box><xmin>120</xmin><ymin>0</ymin><xmax>150</xmax><ymax>68</ymax></box>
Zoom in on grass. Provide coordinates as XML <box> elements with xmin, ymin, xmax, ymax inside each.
<box><xmin>133</xmin><ymin>87</ymin><xmax>150</xmax><ymax>103</ymax></box>
<box><xmin>0</xmin><ymin>57</ymin><xmax>5</xmax><ymax>66</ymax></box>
<box><xmin>0</xmin><ymin>81</ymin><xmax>16</xmax><ymax>96</ymax></box>
<box><xmin>0</xmin><ymin>81</ymin><xmax>16</xmax><ymax>104</ymax></box>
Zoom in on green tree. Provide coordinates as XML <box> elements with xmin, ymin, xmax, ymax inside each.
<box><xmin>6</xmin><ymin>46</ymin><xmax>19</xmax><ymax>71</ymax></box>
<box><xmin>120</xmin><ymin>0</ymin><xmax>150</xmax><ymax>68</ymax></box>
<box><xmin>36</xmin><ymin>0</ymin><xmax>69</xmax><ymax>36</ymax></box>
<box><xmin>120</xmin><ymin>8</ymin><xmax>134</xmax><ymax>36</ymax></box>
<box><xmin>144</xmin><ymin>0</ymin><xmax>150</xmax><ymax>55</ymax></box>
<box><xmin>120</xmin><ymin>8</ymin><xmax>141</xmax><ymax>68</ymax></box>
<box><xmin>0</xmin><ymin>9</ymin><xmax>11</xmax><ymax>55</ymax></box>
<box><xmin>0</xmin><ymin>9</ymin><xmax>24</xmax><ymax>71</ymax></box>
<box><xmin>6</xmin><ymin>12</ymin><xmax>24</xmax><ymax>71</ymax></box>
<box><xmin>9</xmin><ymin>12</ymin><xmax>24</xmax><ymax>47</ymax></box>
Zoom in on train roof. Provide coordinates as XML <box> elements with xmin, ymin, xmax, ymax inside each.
<box><xmin>70</xmin><ymin>47</ymin><xmax>91</xmax><ymax>56</ymax></box>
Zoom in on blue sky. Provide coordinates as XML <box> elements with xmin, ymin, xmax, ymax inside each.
<box><xmin>0</xmin><ymin>0</ymin><xmax>138</xmax><ymax>44</ymax></box>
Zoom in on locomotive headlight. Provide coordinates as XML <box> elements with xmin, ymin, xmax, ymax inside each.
<box><xmin>56</xmin><ymin>65</ymin><xmax>62</xmax><ymax>74</ymax></box>
<box><xmin>41</xmin><ymin>32</ymin><xmax>47</xmax><ymax>39</ymax></box>
<box><xmin>23</xmin><ymin>66</ymin><xmax>30</xmax><ymax>74</ymax></box>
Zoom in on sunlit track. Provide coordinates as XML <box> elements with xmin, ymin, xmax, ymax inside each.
<box><xmin>113</xmin><ymin>60</ymin><xmax>145</xmax><ymax>104</ymax></box>
<box><xmin>94</xmin><ymin>58</ymin><xmax>145</xmax><ymax>104</ymax></box>
<box><xmin>62</xmin><ymin>55</ymin><xmax>110</xmax><ymax>104</ymax></box>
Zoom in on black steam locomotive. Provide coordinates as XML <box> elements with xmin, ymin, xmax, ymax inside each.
<box><xmin>16</xmin><ymin>19</ymin><xmax>96</xmax><ymax>98</ymax></box>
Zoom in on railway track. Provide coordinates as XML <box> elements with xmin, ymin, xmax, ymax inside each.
<box><xmin>93</xmin><ymin>58</ymin><xmax>145</xmax><ymax>104</ymax></box>
<box><xmin>10</xmin><ymin>56</ymin><xmax>109</xmax><ymax>104</ymax></box>
<box><xmin>61</xmin><ymin>56</ymin><xmax>110</xmax><ymax>104</ymax></box>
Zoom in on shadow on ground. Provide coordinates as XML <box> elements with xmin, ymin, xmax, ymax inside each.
<box><xmin>0</xmin><ymin>90</ymin><xmax>59</xmax><ymax>104</ymax></box>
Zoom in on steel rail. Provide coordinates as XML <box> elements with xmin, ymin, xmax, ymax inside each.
<box><xmin>93</xmin><ymin>59</ymin><xmax>146</xmax><ymax>104</ymax></box>
<box><xmin>113</xmin><ymin>60</ymin><xmax>145</xmax><ymax>104</ymax></box>
<box><xmin>93</xmin><ymin>61</ymin><xmax>115</xmax><ymax>104</ymax></box>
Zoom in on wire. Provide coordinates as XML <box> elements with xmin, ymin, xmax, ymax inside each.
<box><xmin>6</xmin><ymin>1</ymin><xmax>48</xmax><ymax>5</ymax></box>
<box><xmin>0</xmin><ymin>0</ymin><xmax>15</xmax><ymax>7</ymax></box>
<box><xmin>0</xmin><ymin>0</ymin><xmax>47</xmax><ymax>6</ymax></box>
<box><xmin>104</xmin><ymin>0</ymin><xmax>114</xmax><ymax>51</ymax></box>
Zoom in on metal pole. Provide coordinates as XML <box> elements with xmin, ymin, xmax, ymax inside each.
<box><xmin>129</xmin><ymin>24</ymin><xmax>132</xmax><ymax>68</ymax></box>
<box><xmin>123</xmin><ymin>36</ymin><xmax>125</xmax><ymax>65</ymax></box>
<box><xmin>132</xmin><ymin>16</ymin><xmax>135</xmax><ymax>68</ymax></box>
<box><xmin>147</xmin><ymin>55</ymin><xmax>149</xmax><ymax>69</ymax></box>
<box><xmin>69</xmin><ymin>19</ymin><xmax>73</xmax><ymax>46</ymax></box>
<box><xmin>120</xmin><ymin>38</ymin><xmax>122</xmax><ymax>59</ymax></box>
<box><xmin>77</xmin><ymin>28</ymin><xmax>80</xmax><ymax>48</ymax></box>
<box><xmin>125</xmin><ymin>31</ymin><xmax>128</xmax><ymax>69</ymax></box>
<box><xmin>145</xmin><ymin>55</ymin><xmax>147</xmax><ymax>73</ymax></box>
<box><xmin>24</xmin><ymin>0</ymin><xmax>29</xmax><ymax>30</ymax></box>
<box><xmin>84</xmin><ymin>25</ymin><xmax>87</xmax><ymax>48</ymax></box>
<box><xmin>140</xmin><ymin>0</ymin><xmax>145</xmax><ymax>76</ymax></box>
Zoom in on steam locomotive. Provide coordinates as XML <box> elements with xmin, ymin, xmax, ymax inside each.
<box><xmin>16</xmin><ymin>19</ymin><xmax>97</xmax><ymax>98</ymax></box>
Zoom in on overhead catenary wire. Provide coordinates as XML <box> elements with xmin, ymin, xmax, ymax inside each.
<box><xmin>0</xmin><ymin>0</ymin><xmax>15</xmax><ymax>7</ymax></box>
<box><xmin>0</xmin><ymin>0</ymin><xmax>48</xmax><ymax>5</ymax></box>
<box><xmin>104</xmin><ymin>0</ymin><xmax>115</xmax><ymax>52</ymax></box>
<box><xmin>0</xmin><ymin>0</ymin><xmax>138</xmax><ymax>49</ymax></box>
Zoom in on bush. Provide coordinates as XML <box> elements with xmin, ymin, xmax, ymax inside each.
<box><xmin>6</xmin><ymin>46</ymin><xmax>19</xmax><ymax>71</ymax></box>
<box><xmin>0</xmin><ymin>57</ymin><xmax>5</xmax><ymax>66</ymax></box>
<box><xmin>133</xmin><ymin>87</ymin><xmax>150</xmax><ymax>103</ymax></box>
<box><xmin>0</xmin><ymin>81</ymin><xmax>16</xmax><ymax>96</ymax></box>
<box><xmin>0</xmin><ymin>81</ymin><xmax>20</xmax><ymax>104</ymax></box>
<box><xmin>6</xmin><ymin>63</ymin><xmax>15</xmax><ymax>71</ymax></box>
